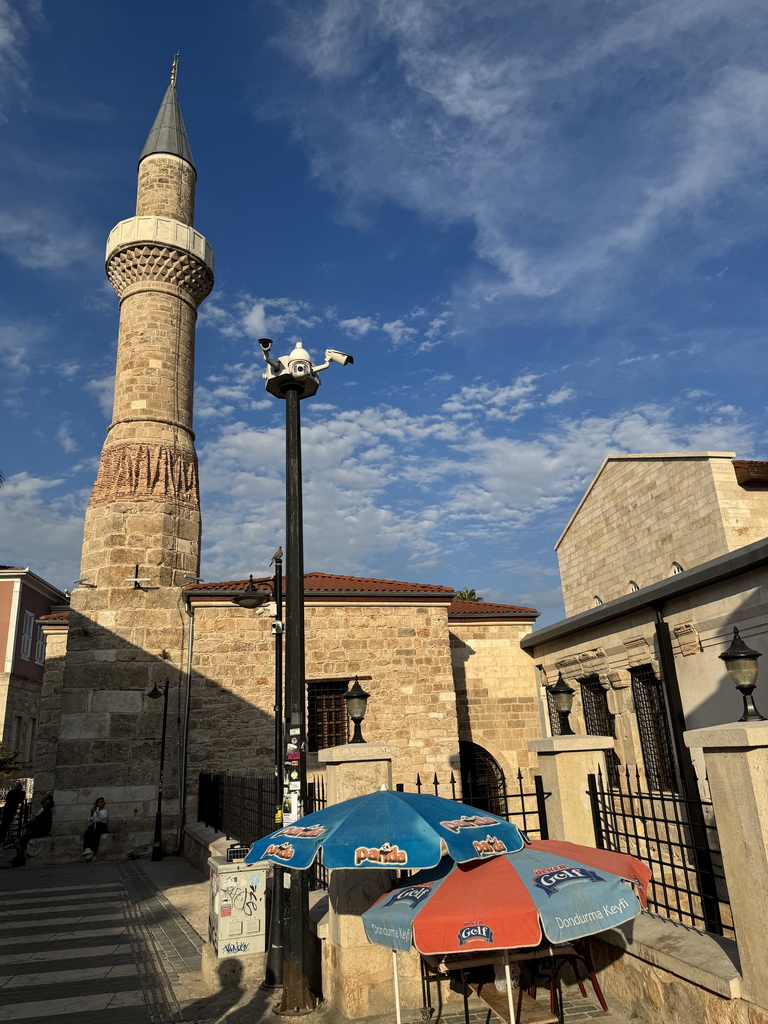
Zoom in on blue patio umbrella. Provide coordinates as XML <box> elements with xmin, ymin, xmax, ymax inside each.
<box><xmin>244</xmin><ymin>788</ymin><xmax>525</xmax><ymax>870</ymax></box>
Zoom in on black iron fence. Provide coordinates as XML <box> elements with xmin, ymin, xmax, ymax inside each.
<box><xmin>0</xmin><ymin>796</ymin><xmax>29</xmax><ymax>847</ymax></box>
<box><xmin>197</xmin><ymin>771</ymin><xmax>328</xmax><ymax>889</ymax></box>
<box><xmin>588</xmin><ymin>765</ymin><xmax>732</xmax><ymax>939</ymax></box>
<box><xmin>197</xmin><ymin>772</ymin><xmax>279</xmax><ymax>846</ymax></box>
<box><xmin>396</xmin><ymin>769</ymin><xmax>549</xmax><ymax>840</ymax></box>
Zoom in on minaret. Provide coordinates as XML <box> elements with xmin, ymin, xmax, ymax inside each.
<box><xmin>36</xmin><ymin>65</ymin><xmax>213</xmax><ymax>855</ymax></box>
<box><xmin>85</xmin><ymin>57</ymin><xmax>213</xmax><ymax>586</ymax></box>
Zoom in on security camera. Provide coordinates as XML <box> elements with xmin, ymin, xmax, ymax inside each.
<box><xmin>258</xmin><ymin>338</ymin><xmax>273</xmax><ymax>353</ymax></box>
<box><xmin>290</xmin><ymin>361</ymin><xmax>311</xmax><ymax>380</ymax></box>
<box><xmin>271</xmin><ymin>621</ymin><xmax>285</xmax><ymax>635</ymax></box>
<box><xmin>325</xmin><ymin>349</ymin><xmax>354</xmax><ymax>366</ymax></box>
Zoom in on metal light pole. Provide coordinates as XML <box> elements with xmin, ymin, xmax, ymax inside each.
<box><xmin>257</xmin><ymin>338</ymin><xmax>353</xmax><ymax>1015</ymax></box>
<box><xmin>147</xmin><ymin>679</ymin><xmax>170</xmax><ymax>862</ymax></box>
<box><xmin>233</xmin><ymin>562</ymin><xmax>284</xmax><ymax>987</ymax></box>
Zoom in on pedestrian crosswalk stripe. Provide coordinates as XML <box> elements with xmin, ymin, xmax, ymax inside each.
<box><xmin>0</xmin><ymin>990</ymin><xmax>146</xmax><ymax>1021</ymax></box>
<box><xmin>0</xmin><ymin>882</ymin><xmax>121</xmax><ymax>900</ymax></box>
<box><xmin>2</xmin><ymin>900</ymin><xmax>123</xmax><ymax>917</ymax></box>
<box><xmin>0</xmin><ymin>912</ymin><xmax>124</xmax><ymax>932</ymax></box>
<box><xmin>2</xmin><ymin>963</ymin><xmax>139</xmax><ymax>989</ymax></box>
<box><xmin>0</xmin><ymin>943</ymin><xmax>132</xmax><ymax>967</ymax></box>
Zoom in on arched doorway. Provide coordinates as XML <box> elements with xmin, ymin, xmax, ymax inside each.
<box><xmin>459</xmin><ymin>741</ymin><xmax>506</xmax><ymax>815</ymax></box>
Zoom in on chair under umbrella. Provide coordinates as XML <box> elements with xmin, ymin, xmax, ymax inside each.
<box><xmin>244</xmin><ymin>788</ymin><xmax>526</xmax><ymax>869</ymax></box>
<box><xmin>362</xmin><ymin>838</ymin><xmax>651</xmax><ymax>1024</ymax></box>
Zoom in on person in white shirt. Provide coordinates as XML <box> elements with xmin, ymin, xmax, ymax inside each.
<box><xmin>82</xmin><ymin>798</ymin><xmax>108</xmax><ymax>860</ymax></box>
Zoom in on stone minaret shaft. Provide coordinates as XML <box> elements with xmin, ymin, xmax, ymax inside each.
<box><xmin>83</xmin><ymin>81</ymin><xmax>213</xmax><ymax>589</ymax></box>
<box><xmin>35</xmin><ymin>78</ymin><xmax>214</xmax><ymax>850</ymax></box>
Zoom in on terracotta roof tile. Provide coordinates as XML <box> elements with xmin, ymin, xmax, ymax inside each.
<box><xmin>187</xmin><ymin>572</ymin><xmax>455</xmax><ymax>597</ymax></box>
<box><xmin>39</xmin><ymin>612</ymin><xmax>70</xmax><ymax>621</ymax></box>
<box><xmin>448</xmin><ymin>599</ymin><xmax>538</xmax><ymax>619</ymax></box>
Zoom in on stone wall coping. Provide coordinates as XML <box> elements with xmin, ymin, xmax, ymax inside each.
<box><xmin>317</xmin><ymin>742</ymin><xmax>400</xmax><ymax>766</ymax></box>
<box><xmin>528</xmin><ymin>735</ymin><xmax>615</xmax><ymax>754</ymax></box>
<box><xmin>106</xmin><ymin>215</ymin><xmax>213</xmax><ymax>269</ymax></box>
<box><xmin>600</xmin><ymin>911</ymin><xmax>741</xmax><ymax>999</ymax></box>
<box><xmin>684</xmin><ymin>720</ymin><xmax>768</xmax><ymax>750</ymax></box>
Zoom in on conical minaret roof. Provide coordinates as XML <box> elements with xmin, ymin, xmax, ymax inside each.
<box><xmin>138</xmin><ymin>76</ymin><xmax>195</xmax><ymax>172</ymax></box>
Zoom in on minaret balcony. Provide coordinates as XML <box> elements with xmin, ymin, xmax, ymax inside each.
<box><xmin>105</xmin><ymin>216</ymin><xmax>214</xmax><ymax>306</ymax></box>
<box><xmin>106</xmin><ymin>216</ymin><xmax>213</xmax><ymax>271</ymax></box>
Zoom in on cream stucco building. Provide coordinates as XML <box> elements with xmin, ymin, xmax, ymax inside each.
<box><xmin>524</xmin><ymin>452</ymin><xmax>768</xmax><ymax>792</ymax></box>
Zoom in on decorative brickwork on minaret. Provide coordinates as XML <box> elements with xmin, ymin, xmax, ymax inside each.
<box><xmin>35</xmin><ymin>74</ymin><xmax>213</xmax><ymax>858</ymax></box>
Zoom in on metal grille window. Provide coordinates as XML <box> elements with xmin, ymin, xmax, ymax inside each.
<box><xmin>459</xmin><ymin>741</ymin><xmax>506</xmax><ymax>816</ymax></box>
<box><xmin>307</xmin><ymin>679</ymin><xmax>349</xmax><ymax>752</ymax></box>
<box><xmin>579</xmin><ymin>675</ymin><xmax>620</xmax><ymax>785</ymax></box>
<box><xmin>630</xmin><ymin>664</ymin><xmax>678</xmax><ymax>791</ymax></box>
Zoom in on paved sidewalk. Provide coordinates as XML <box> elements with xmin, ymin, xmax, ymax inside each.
<box><xmin>0</xmin><ymin>853</ymin><xmax>639</xmax><ymax>1024</ymax></box>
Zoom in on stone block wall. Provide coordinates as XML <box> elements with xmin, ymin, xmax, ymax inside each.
<box><xmin>555</xmin><ymin>454</ymin><xmax>767</xmax><ymax>616</ymax></box>
<box><xmin>36</xmin><ymin>588</ymin><xmax>191</xmax><ymax>856</ymax></box>
<box><xmin>306</xmin><ymin>602</ymin><xmax>460</xmax><ymax>784</ymax></box>
<box><xmin>186</xmin><ymin>599</ymin><xmax>461</xmax><ymax>794</ymax></box>
<box><xmin>450</xmin><ymin>621</ymin><xmax>539</xmax><ymax>783</ymax></box>
<box><xmin>710</xmin><ymin>456</ymin><xmax>768</xmax><ymax>552</ymax></box>
<box><xmin>136</xmin><ymin>153</ymin><xmax>196</xmax><ymax>224</ymax></box>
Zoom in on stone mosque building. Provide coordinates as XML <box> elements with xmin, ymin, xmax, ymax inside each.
<box><xmin>33</xmin><ymin>75</ymin><xmax>541</xmax><ymax>859</ymax></box>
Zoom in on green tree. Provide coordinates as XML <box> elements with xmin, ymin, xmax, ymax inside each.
<box><xmin>0</xmin><ymin>744</ymin><xmax>21</xmax><ymax>782</ymax></box>
<box><xmin>456</xmin><ymin>587</ymin><xmax>483</xmax><ymax>601</ymax></box>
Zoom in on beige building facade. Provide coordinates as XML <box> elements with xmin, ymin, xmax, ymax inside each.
<box><xmin>525</xmin><ymin>452</ymin><xmax>768</xmax><ymax>792</ymax></box>
<box><xmin>556</xmin><ymin>452</ymin><xmax>768</xmax><ymax>616</ymax></box>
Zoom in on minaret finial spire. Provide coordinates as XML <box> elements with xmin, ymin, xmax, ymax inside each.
<box><xmin>170</xmin><ymin>52</ymin><xmax>179</xmax><ymax>88</ymax></box>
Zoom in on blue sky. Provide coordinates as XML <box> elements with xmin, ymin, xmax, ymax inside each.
<box><xmin>1</xmin><ymin>0</ymin><xmax>768</xmax><ymax>625</ymax></box>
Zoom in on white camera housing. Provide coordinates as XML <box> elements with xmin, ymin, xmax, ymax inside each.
<box><xmin>324</xmin><ymin>349</ymin><xmax>354</xmax><ymax>367</ymax></box>
<box><xmin>259</xmin><ymin>339</ymin><xmax>353</xmax><ymax>399</ymax></box>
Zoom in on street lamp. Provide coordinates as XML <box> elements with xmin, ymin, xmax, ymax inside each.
<box><xmin>344</xmin><ymin>677</ymin><xmax>370</xmax><ymax>743</ymax></box>
<box><xmin>257</xmin><ymin>336</ymin><xmax>353</xmax><ymax>1015</ymax></box>
<box><xmin>232</xmin><ymin>554</ymin><xmax>285</xmax><ymax>989</ymax></box>
<box><xmin>719</xmin><ymin>627</ymin><xmax>766</xmax><ymax>722</ymax></box>
<box><xmin>147</xmin><ymin>680</ymin><xmax>170</xmax><ymax>861</ymax></box>
<box><xmin>549</xmin><ymin>672</ymin><xmax>576</xmax><ymax>736</ymax></box>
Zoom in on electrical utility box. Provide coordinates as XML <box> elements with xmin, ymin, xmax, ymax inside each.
<box><xmin>208</xmin><ymin>855</ymin><xmax>269</xmax><ymax>958</ymax></box>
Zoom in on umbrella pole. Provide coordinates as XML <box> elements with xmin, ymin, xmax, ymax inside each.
<box><xmin>503</xmin><ymin>950</ymin><xmax>515</xmax><ymax>1024</ymax></box>
<box><xmin>392</xmin><ymin>949</ymin><xmax>402</xmax><ymax>1024</ymax></box>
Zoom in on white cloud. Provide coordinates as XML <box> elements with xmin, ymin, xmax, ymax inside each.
<box><xmin>264</xmin><ymin>1</ymin><xmax>768</xmax><ymax>310</ymax></box>
<box><xmin>545</xmin><ymin>387</ymin><xmax>576</xmax><ymax>406</ymax></box>
<box><xmin>381</xmin><ymin>319</ymin><xmax>418</xmax><ymax>346</ymax></box>
<box><xmin>196</xmin><ymin>382</ymin><xmax>755</xmax><ymax>589</ymax></box>
<box><xmin>84</xmin><ymin>374</ymin><xmax>114</xmax><ymax>418</ymax></box>
<box><xmin>0</xmin><ymin>210</ymin><xmax>94</xmax><ymax>270</ymax></box>
<box><xmin>0</xmin><ymin>319</ymin><xmax>43</xmax><ymax>374</ymax></box>
<box><xmin>57</xmin><ymin>360</ymin><xmax>80</xmax><ymax>380</ymax></box>
<box><xmin>338</xmin><ymin>316</ymin><xmax>377</xmax><ymax>336</ymax></box>
<box><xmin>0</xmin><ymin>0</ymin><xmax>30</xmax><ymax>119</ymax></box>
<box><xmin>56</xmin><ymin>424</ymin><xmax>77</xmax><ymax>453</ymax></box>
<box><xmin>441</xmin><ymin>378</ymin><xmax>540</xmax><ymax>421</ymax></box>
<box><xmin>0</xmin><ymin>472</ymin><xmax>85</xmax><ymax>591</ymax></box>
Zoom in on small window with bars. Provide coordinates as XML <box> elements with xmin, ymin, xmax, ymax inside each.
<box><xmin>630</xmin><ymin>664</ymin><xmax>678</xmax><ymax>791</ymax></box>
<box><xmin>579</xmin><ymin>674</ymin><xmax>621</xmax><ymax>785</ymax></box>
<box><xmin>307</xmin><ymin>679</ymin><xmax>349</xmax><ymax>752</ymax></box>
